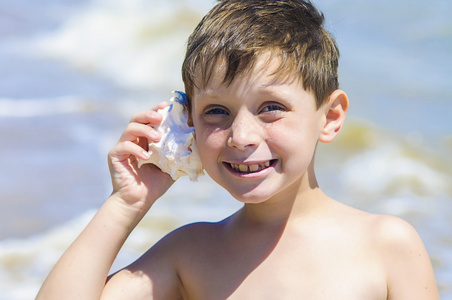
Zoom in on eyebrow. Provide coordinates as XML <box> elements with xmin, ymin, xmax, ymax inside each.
<box><xmin>194</xmin><ymin>89</ymin><xmax>222</xmax><ymax>100</ymax></box>
<box><xmin>193</xmin><ymin>71</ymin><xmax>300</xmax><ymax>103</ymax></box>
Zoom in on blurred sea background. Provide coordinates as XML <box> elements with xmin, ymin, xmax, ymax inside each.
<box><xmin>0</xmin><ymin>0</ymin><xmax>450</xmax><ymax>298</ymax></box>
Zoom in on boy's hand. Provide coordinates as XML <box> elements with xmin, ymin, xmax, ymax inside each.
<box><xmin>107</xmin><ymin>102</ymin><xmax>175</xmax><ymax>219</ymax></box>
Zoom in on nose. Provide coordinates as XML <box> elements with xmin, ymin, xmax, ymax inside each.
<box><xmin>227</xmin><ymin>109</ymin><xmax>263</xmax><ymax>150</ymax></box>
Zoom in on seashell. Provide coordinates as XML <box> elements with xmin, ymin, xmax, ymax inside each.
<box><xmin>138</xmin><ymin>91</ymin><xmax>204</xmax><ymax>181</ymax></box>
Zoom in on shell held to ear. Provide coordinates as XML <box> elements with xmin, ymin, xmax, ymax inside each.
<box><xmin>139</xmin><ymin>91</ymin><xmax>204</xmax><ymax>181</ymax></box>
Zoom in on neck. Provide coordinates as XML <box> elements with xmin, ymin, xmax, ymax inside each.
<box><xmin>238</xmin><ymin>172</ymin><xmax>331</xmax><ymax>228</ymax></box>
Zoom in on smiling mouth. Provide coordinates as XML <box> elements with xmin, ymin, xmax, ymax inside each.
<box><xmin>226</xmin><ymin>160</ymin><xmax>276</xmax><ymax>174</ymax></box>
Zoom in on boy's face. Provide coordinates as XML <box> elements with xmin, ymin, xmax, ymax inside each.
<box><xmin>191</xmin><ymin>54</ymin><xmax>327</xmax><ymax>204</ymax></box>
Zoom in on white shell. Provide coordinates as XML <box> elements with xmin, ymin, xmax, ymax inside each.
<box><xmin>138</xmin><ymin>91</ymin><xmax>204</xmax><ymax>181</ymax></box>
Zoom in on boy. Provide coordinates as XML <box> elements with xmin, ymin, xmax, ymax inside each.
<box><xmin>37</xmin><ymin>0</ymin><xmax>439</xmax><ymax>299</ymax></box>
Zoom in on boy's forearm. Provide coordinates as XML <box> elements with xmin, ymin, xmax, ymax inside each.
<box><xmin>36</xmin><ymin>196</ymin><xmax>146</xmax><ymax>300</ymax></box>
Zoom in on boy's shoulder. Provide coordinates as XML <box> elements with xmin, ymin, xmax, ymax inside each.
<box><xmin>332</xmin><ymin>203</ymin><xmax>432</xmax><ymax>275</ymax></box>
<box><xmin>104</xmin><ymin>221</ymin><xmax>228</xmax><ymax>298</ymax></box>
<box><xmin>148</xmin><ymin>219</ymin><xmax>229</xmax><ymax>260</ymax></box>
<box><xmin>340</xmin><ymin>206</ymin><xmax>438</xmax><ymax>298</ymax></box>
<box><xmin>357</xmin><ymin>210</ymin><xmax>429</xmax><ymax>265</ymax></box>
<box><xmin>354</xmin><ymin>207</ymin><xmax>421</xmax><ymax>247</ymax></box>
<box><xmin>331</xmin><ymin>202</ymin><xmax>422</xmax><ymax>247</ymax></box>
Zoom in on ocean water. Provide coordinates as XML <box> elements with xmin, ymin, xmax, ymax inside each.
<box><xmin>0</xmin><ymin>0</ymin><xmax>451</xmax><ymax>298</ymax></box>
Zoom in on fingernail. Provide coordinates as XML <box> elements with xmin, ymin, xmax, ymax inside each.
<box><xmin>151</xmin><ymin>131</ymin><xmax>161</xmax><ymax>140</ymax></box>
<box><xmin>141</xmin><ymin>150</ymin><xmax>150</xmax><ymax>159</ymax></box>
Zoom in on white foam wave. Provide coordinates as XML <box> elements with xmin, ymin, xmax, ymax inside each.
<box><xmin>342</xmin><ymin>142</ymin><xmax>451</xmax><ymax>197</ymax></box>
<box><xmin>33</xmin><ymin>0</ymin><xmax>215</xmax><ymax>91</ymax></box>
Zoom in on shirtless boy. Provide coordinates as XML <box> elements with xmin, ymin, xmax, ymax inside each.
<box><xmin>37</xmin><ymin>0</ymin><xmax>439</xmax><ymax>299</ymax></box>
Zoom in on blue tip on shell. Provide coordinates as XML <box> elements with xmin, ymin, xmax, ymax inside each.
<box><xmin>173</xmin><ymin>91</ymin><xmax>187</xmax><ymax>105</ymax></box>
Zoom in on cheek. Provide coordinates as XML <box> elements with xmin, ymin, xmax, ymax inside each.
<box><xmin>195</xmin><ymin>126</ymin><xmax>229</xmax><ymax>160</ymax></box>
<box><xmin>266</xmin><ymin>119</ymin><xmax>319</xmax><ymax>156</ymax></box>
<box><xmin>195</xmin><ymin>128</ymin><xmax>230</xmax><ymax>181</ymax></box>
<box><xmin>264</xmin><ymin>120</ymin><xmax>296</xmax><ymax>145</ymax></box>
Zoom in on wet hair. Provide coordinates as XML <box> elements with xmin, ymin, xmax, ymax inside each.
<box><xmin>182</xmin><ymin>0</ymin><xmax>340</xmax><ymax>110</ymax></box>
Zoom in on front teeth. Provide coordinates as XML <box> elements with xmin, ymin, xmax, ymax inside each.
<box><xmin>239</xmin><ymin>164</ymin><xmax>248</xmax><ymax>172</ymax></box>
<box><xmin>249</xmin><ymin>165</ymin><xmax>259</xmax><ymax>172</ymax></box>
<box><xmin>230</xmin><ymin>161</ymin><xmax>271</xmax><ymax>173</ymax></box>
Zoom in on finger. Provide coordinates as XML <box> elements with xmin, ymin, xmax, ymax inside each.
<box><xmin>152</xmin><ymin>101</ymin><xmax>170</xmax><ymax>111</ymax></box>
<box><xmin>109</xmin><ymin>140</ymin><xmax>151</xmax><ymax>161</ymax></box>
<box><xmin>129</xmin><ymin>109</ymin><xmax>164</xmax><ymax>126</ymax></box>
<box><xmin>119</xmin><ymin>122</ymin><xmax>161</xmax><ymax>144</ymax></box>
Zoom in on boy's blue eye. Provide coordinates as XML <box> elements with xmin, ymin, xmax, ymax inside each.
<box><xmin>261</xmin><ymin>104</ymin><xmax>285</xmax><ymax>112</ymax></box>
<box><xmin>205</xmin><ymin>107</ymin><xmax>229</xmax><ymax>115</ymax></box>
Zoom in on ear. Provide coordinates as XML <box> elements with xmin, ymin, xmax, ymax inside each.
<box><xmin>319</xmin><ymin>89</ymin><xmax>349</xmax><ymax>143</ymax></box>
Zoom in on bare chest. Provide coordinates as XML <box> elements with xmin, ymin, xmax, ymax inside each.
<box><xmin>179</xmin><ymin>236</ymin><xmax>387</xmax><ymax>300</ymax></box>
<box><xmin>223</xmin><ymin>259</ymin><xmax>387</xmax><ymax>300</ymax></box>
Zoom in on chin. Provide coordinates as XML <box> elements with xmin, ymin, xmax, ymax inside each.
<box><xmin>226</xmin><ymin>188</ymin><xmax>275</xmax><ymax>204</ymax></box>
